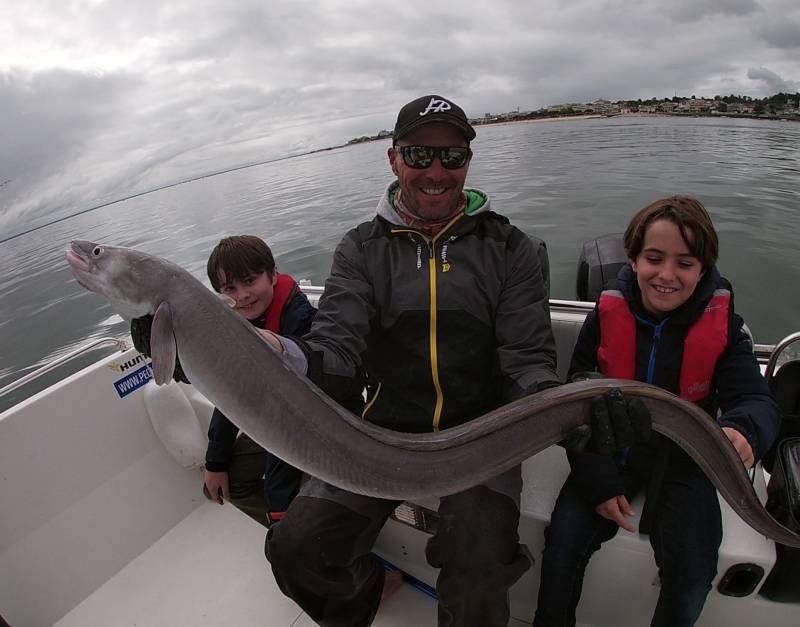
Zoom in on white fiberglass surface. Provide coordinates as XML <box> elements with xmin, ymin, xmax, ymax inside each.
<box><xmin>52</xmin><ymin>502</ymin><xmax>443</xmax><ymax>627</ymax></box>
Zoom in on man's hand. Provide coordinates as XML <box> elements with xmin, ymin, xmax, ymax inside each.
<box><xmin>130</xmin><ymin>314</ymin><xmax>190</xmax><ymax>383</ymax></box>
<box><xmin>588</xmin><ymin>388</ymin><xmax>652</xmax><ymax>455</ymax></box>
<box><xmin>562</xmin><ymin>386</ymin><xmax>652</xmax><ymax>454</ymax></box>
<box><xmin>130</xmin><ymin>314</ymin><xmax>154</xmax><ymax>357</ymax></box>
<box><xmin>203</xmin><ymin>469</ymin><xmax>230</xmax><ymax>505</ymax></box>
<box><xmin>722</xmin><ymin>427</ymin><xmax>755</xmax><ymax>469</ymax></box>
<box><xmin>595</xmin><ymin>495</ymin><xmax>637</xmax><ymax>532</ymax></box>
<box><xmin>258</xmin><ymin>329</ymin><xmax>284</xmax><ymax>352</ymax></box>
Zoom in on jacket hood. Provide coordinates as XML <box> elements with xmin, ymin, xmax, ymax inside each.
<box><xmin>616</xmin><ymin>262</ymin><xmax>726</xmax><ymax>324</ymax></box>
<box><xmin>376</xmin><ymin>180</ymin><xmax>491</xmax><ymax>225</ymax></box>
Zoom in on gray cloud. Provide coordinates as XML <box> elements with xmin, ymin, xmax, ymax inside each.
<box><xmin>660</xmin><ymin>0</ymin><xmax>762</xmax><ymax>22</ymax></box>
<box><xmin>757</xmin><ymin>18</ymin><xmax>800</xmax><ymax>50</ymax></box>
<box><xmin>747</xmin><ymin>67</ymin><xmax>800</xmax><ymax>93</ymax></box>
<box><xmin>1</xmin><ymin>0</ymin><xmax>798</xmax><ymax>236</ymax></box>
<box><xmin>0</xmin><ymin>69</ymin><xmax>140</xmax><ymax>221</ymax></box>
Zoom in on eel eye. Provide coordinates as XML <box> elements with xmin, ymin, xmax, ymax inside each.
<box><xmin>92</xmin><ymin>246</ymin><xmax>104</xmax><ymax>257</ymax></box>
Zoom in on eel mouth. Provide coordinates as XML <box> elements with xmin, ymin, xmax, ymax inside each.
<box><xmin>65</xmin><ymin>241</ymin><xmax>96</xmax><ymax>289</ymax></box>
<box><xmin>66</xmin><ymin>241</ymin><xmax>94</xmax><ymax>271</ymax></box>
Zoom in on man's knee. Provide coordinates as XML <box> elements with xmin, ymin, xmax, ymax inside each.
<box><xmin>427</xmin><ymin>486</ymin><xmax>525</xmax><ymax>571</ymax></box>
<box><xmin>264</xmin><ymin>513</ymin><xmax>300</xmax><ymax>571</ymax></box>
<box><xmin>265</xmin><ymin>495</ymin><xmax>380</xmax><ymax>572</ymax></box>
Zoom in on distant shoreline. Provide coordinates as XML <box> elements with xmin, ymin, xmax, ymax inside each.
<box><xmin>472</xmin><ymin>113</ymin><xmax>606</xmax><ymax>127</ymax></box>
<box><xmin>341</xmin><ymin>110</ymin><xmax>798</xmax><ymax>148</ymax></box>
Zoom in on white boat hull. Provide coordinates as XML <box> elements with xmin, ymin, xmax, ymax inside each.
<box><xmin>1</xmin><ymin>301</ymin><xmax>798</xmax><ymax>626</ymax></box>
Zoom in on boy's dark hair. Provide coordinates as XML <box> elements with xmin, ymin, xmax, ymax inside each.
<box><xmin>623</xmin><ymin>195</ymin><xmax>719</xmax><ymax>269</ymax></box>
<box><xmin>207</xmin><ymin>235</ymin><xmax>276</xmax><ymax>292</ymax></box>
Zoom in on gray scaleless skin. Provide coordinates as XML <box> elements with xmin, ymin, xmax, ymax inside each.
<box><xmin>65</xmin><ymin>239</ymin><xmax>800</xmax><ymax>548</ymax></box>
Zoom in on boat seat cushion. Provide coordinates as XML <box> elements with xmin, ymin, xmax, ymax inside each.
<box><xmin>143</xmin><ymin>381</ymin><xmax>211</xmax><ymax>469</ymax></box>
<box><xmin>551</xmin><ymin>317</ymin><xmax>585</xmax><ymax>382</ymax></box>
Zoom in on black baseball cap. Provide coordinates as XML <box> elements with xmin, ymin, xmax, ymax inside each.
<box><xmin>392</xmin><ymin>95</ymin><xmax>476</xmax><ymax>143</ymax></box>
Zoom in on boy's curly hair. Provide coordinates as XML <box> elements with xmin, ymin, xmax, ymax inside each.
<box><xmin>207</xmin><ymin>235</ymin><xmax>276</xmax><ymax>292</ymax></box>
<box><xmin>624</xmin><ymin>196</ymin><xmax>719</xmax><ymax>268</ymax></box>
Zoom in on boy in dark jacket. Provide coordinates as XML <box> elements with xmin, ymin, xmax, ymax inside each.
<box><xmin>533</xmin><ymin>196</ymin><xmax>779</xmax><ymax>627</ymax></box>
<box><xmin>202</xmin><ymin>235</ymin><xmax>315</xmax><ymax>527</ymax></box>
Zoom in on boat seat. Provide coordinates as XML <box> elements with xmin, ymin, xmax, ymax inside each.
<box><xmin>551</xmin><ymin>314</ymin><xmax>585</xmax><ymax>382</ymax></box>
<box><xmin>763</xmin><ymin>359</ymin><xmax>800</xmax><ymax>471</ymax></box>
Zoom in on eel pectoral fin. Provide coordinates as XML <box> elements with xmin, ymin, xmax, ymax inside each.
<box><xmin>151</xmin><ymin>302</ymin><xmax>177</xmax><ymax>385</ymax></box>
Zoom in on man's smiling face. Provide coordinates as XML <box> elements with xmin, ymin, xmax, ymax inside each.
<box><xmin>389</xmin><ymin>122</ymin><xmax>471</xmax><ymax>220</ymax></box>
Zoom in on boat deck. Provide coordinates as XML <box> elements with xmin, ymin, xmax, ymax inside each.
<box><xmin>52</xmin><ymin>500</ymin><xmax>528</xmax><ymax>627</ymax></box>
<box><xmin>5</xmin><ymin>328</ymin><xmax>799</xmax><ymax>626</ymax></box>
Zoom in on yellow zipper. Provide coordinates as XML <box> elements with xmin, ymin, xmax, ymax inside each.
<box><xmin>427</xmin><ymin>248</ymin><xmax>444</xmax><ymax>430</ymax></box>
<box><xmin>362</xmin><ymin>382</ymin><xmax>381</xmax><ymax>418</ymax></box>
<box><xmin>392</xmin><ymin>212</ymin><xmax>464</xmax><ymax>431</ymax></box>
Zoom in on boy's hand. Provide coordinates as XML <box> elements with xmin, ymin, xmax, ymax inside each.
<box><xmin>130</xmin><ymin>315</ymin><xmax>190</xmax><ymax>383</ymax></box>
<box><xmin>595</xmin><ymin>495</ymin><xmax>637</xmax><ymax>532</ymax></box>
<box><xmin>203</xmin><ymin>469</ymin><xmax>230</xmax><ymax>505</ymax></box>
<box><xmin>722</xmin><ymin>427</ymin><xmax>755</xmax><ymax>469</ymax></box>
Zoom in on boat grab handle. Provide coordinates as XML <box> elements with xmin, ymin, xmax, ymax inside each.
<box><xmin>0</xmin><ymin>337</ymin><xmax>130</xmax><ymax>398</ymax></box>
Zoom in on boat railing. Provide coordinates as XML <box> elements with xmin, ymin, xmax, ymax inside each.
<box><xmin>1</xmin><ymin>310</ymin><xmax>795</xmax><ymax>403</ymax></box>
<box><xmin>764</xmin><ymin>331</ymin><xmax>800</xmax><ymax>380</ymax></box>
<box><xmin>0</xmin><ymin>282</ymin><xmax>326</xmax><ymax>402</ymax></box>
<box><xmin>0</xmin><ymin>337</ymin><xmax>130</xmax><ymax>399</ymax></box>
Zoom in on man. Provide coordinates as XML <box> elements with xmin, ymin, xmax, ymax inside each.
<box><xmin>265</xmin><ymin>94</ymin><xmax>560</xmax><ymax>627</ymax></box>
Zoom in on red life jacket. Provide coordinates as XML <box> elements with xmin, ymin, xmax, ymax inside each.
<box><xmin>262</xmin><ymin>273</ymin><xmax>296</xmax><ymax>333</ymax></box>
<box><xmin>596</xmin><ymin>289</ymin><xmax>730</xmax><ymax>402</ymax></box>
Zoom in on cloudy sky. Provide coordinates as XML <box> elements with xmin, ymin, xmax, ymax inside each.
<box><xmin>1</xmin><ymin>0</ymin><xmax>798</xmax><ymax>237</ymax></box>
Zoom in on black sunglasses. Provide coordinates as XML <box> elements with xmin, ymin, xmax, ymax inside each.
<box><xmin>395</xmin><ymin>145</ymin><xmax>472</xmax><ymax>170</ymax></box>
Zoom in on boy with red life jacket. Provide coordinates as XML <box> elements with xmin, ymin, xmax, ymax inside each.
<box><xmin>202</xmin><ymin>235</ymin><xmax>315</xmax><ymax>526</ymax></box>
<box><xmin>533</xmin><ymin>197</ymin><xmax>779</xmax><ymax>627</ymax></box>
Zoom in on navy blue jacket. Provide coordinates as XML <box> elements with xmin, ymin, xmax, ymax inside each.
<box><xmin>204</xmin><ymin>284</ymin><xmax>316</xmax><ymax>470</ymax></box>
<box><xmin>567</xmin><ymin>263</ymin><xmax>780</xmax><ymax>506</ymax></box>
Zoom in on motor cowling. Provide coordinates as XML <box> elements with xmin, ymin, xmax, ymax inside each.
<box><xmin>576</xmin><ymin>233</ymin><xmax>627</xmax><ymax>302</ymax></box>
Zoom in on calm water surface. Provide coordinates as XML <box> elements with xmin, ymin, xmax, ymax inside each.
<box><xmin>1</xmin><ymin>116</ymin><xmax>799</xmax><ymax>410</ymax></box>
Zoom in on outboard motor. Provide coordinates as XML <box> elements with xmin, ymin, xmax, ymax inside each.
<box><xmin>576</xmin><ymin>233</ymin><xmax>627</xmax><ymax>302</ymax></box>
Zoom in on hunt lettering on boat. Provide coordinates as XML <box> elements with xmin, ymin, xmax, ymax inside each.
<box><xmin>107</xmin><ymin>353</ymin><xmax>148</xmax><ymax>373</ymax></box>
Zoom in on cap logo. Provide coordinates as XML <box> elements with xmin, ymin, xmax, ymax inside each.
<box><xmin>419</xmin><ymin>98</ymin><xmax>452</xmax><ymax>116</ymax></box>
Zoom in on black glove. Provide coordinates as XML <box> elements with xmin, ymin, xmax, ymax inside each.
<box><xmin>561</xmin><ymin>384</ymin><xmax>651</xmax><ymax>455</ymax></box>
<box><xmin>588</xmin><ymin>388</ymin><xmax>651</xmax><ymax>455</ymax></box>
<box><xmin>130</xmin><ymin>314</ymin><xmax>190</xmax><ymax>384</ymax></box>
